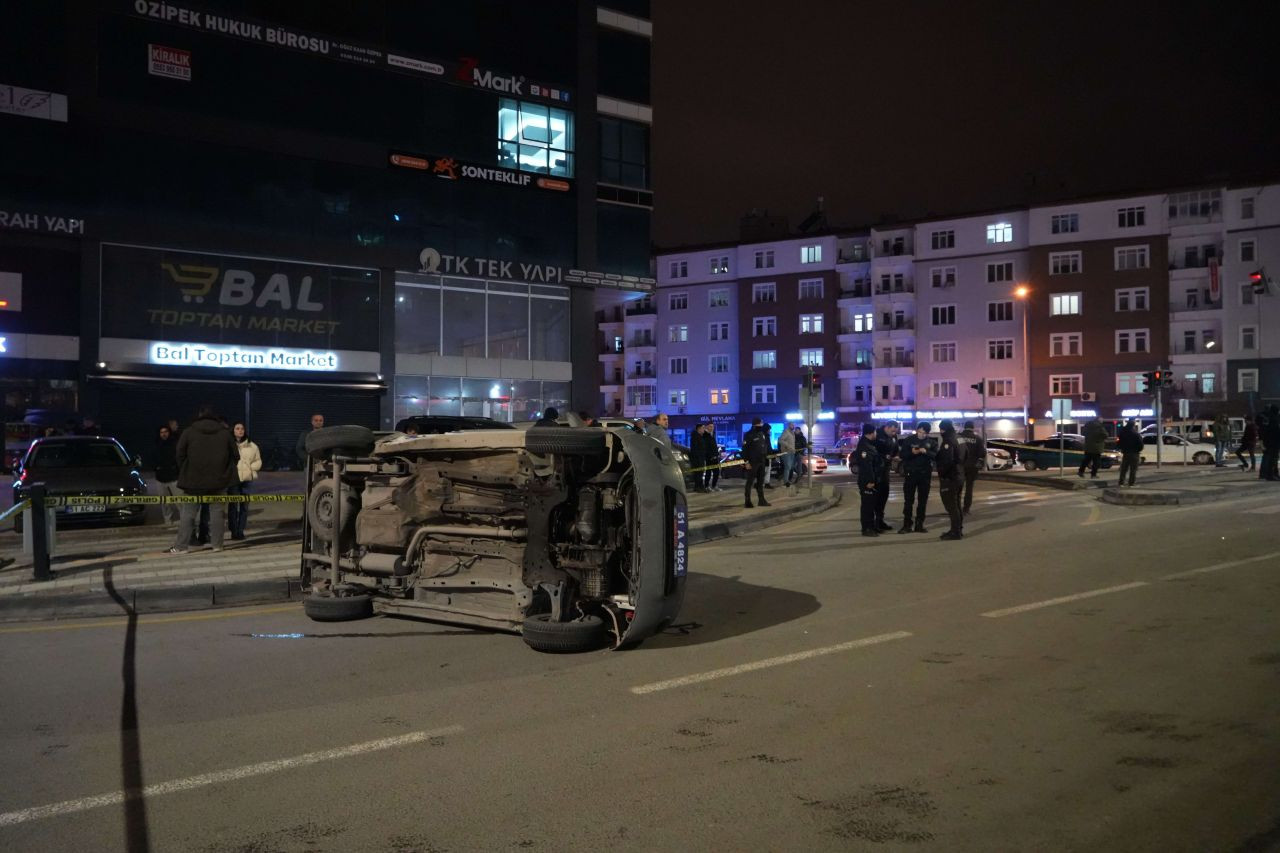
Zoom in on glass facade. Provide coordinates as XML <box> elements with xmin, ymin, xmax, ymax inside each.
<box><xmin>498</xmin><ymin>99</ymin><xmax>575</xmax><ymax>177</ymax></box>
<box><xmin>394</xmin><ymin>375</ymin><xmax>570</xmax><ymax>425</ymax></box>
<box><xmin>395</xmin><ymin>276</ymin><xmax>570</xmax><ymax>361</ymax></box>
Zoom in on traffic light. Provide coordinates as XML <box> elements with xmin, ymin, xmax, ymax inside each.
<box><xmin>1162</xmin><ymin>372</ymin><xmax>1174</xmax><ymax>388</ymax></box>
<box><xmin>1141</xmin><ymin>371</ymin><xmax>1157</xmax><ymax>393</ymax></box>
<box><xmin>970</xmin><ymin>380</ymin><xmax>985</xmax><ymax>394</ymax></box>
<box><xmin>1250</xmin><ymin>269</ymin><xmax>1269</xmax><ymax>295</ymax></box>
<box><xmin>803</xmin><ymin>373</ymin><xmax>821</xmax><ymax>393</ymax></box>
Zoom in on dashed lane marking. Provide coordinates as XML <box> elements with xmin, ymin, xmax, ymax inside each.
<box><xmin>980</xmin><ymin>582</ymin><xmax>1150</xmax><ymax>618</ymax></box>
<box><xmin>1244</xmin><ymin>505</ymin><xmax>1280</xmax><ymax>514</ymax></box>
<box><xmin>0</xmin><ymin>726</ymin><xmax>465</xmax><ymax>827</ymax></box>
<box><xmin>1160</xmin><ymin>550</ymin><xmax>1280</xmax><ymax>581</ymax></box>
<box><xmin>629</xmin><ymin>631</ymin><xmax>913</xmax><ymax>695</ymax></box>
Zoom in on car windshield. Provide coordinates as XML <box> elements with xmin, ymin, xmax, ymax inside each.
<box><xmin>29</xmin><ymin>441</ymin><xmax>129</xmax><ymax>468</ymax></box>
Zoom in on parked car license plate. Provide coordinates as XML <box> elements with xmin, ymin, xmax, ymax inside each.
<box><xmin>66</xmin><ymin>504</ymin><xmax>105</xmax><ymax>514</ymax></box>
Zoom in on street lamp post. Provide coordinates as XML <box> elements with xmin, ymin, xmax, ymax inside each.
<box><xmin>1015</xmin><ymin>285</ymin><xmax>1031</xmax><ymax>442</ymax></box>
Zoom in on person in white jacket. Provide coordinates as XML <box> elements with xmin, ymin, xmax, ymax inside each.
<box><xmin>228</xmin><ymin>422</ymin><xmax>261</xmax><ymax>541</ymax></box>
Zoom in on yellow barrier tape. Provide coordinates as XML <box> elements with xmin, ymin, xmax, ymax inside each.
<box><xmin>28</xmin><ymin>494</ymin><xmax>306</xmax><ymax>508</ymax></box>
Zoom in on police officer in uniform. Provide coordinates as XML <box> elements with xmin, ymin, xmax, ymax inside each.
<box><xmin>873</xmin><ymin>421</ymin><xmax>900</xmax><ymax>532</ymax></box>
<box><xmin>856</xmin><ymin>423</ymin><xmax>883</xmax><ymax>537</ymax></box>
<box><xmin>742</xmin><ymin>417</ymin><xmax>772</xmax><ymax>508</ymax></box>
<box><xmin>898</xmin><ymin>422</ymin><xmax>934</xmax><ymax>533</ymax></box>
<box><xmin>935</xmin><ymin>419</ymin><xmax>968</xmax><ymax>540</ymax></box>
<box><xmin>956</xmin><ymin>420</ymin><xmax>986</xmax><ymax>514</ymax></box>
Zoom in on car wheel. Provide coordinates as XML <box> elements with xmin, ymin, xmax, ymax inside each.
<box><xmin>303</xmin><ymin>592</ymin><xmax>373</xmax><ymax>622</ymax></box>
<box><xmin>521</xmin><ymin>613</ymin><xmax>608</xmax><ymax>653</ymax></box>
<box><xmin>526</xmin><ymin>429</ymin><xmax>607</xmax><ymax>456</ymax></box>
<box><xmin>306</xmin><ymin>477</ymin><xmax>359</xmax><ymax>543</ymax></box>
<box><xmin>1192</xmin><ymin>451</ymin><xmax>1214</xmax><ymax>465</ymax></box>
<box><xmin>304</xmin><ymin>425</ymin><xmax>376</xmax><ymax>458</ymax></box>
<box><xmin>1022</xmin><ymin>459</ymin><xmax>1038</xmax><ymax>471</ymax></box>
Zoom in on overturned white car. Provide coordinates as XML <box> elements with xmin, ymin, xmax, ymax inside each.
<box><xmin>300</xmin><ymin>424</ymin><xmax>688</xmax><ymax>652</ymax></box>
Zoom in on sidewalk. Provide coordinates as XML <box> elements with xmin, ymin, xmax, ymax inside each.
<box><xmin>982</xmin><ymin>463</ymin><xmax>1255</xmax><ymax>492</ymax></box>
<box><xmin>1098</xmin><ymin>466</ymin><xmax>1278</xmax><ymax>506</ymax></box>
<box><xmin>0</xmin><ymin>480</ymin><xmax>839</xmax><ymax>622</ymax></box>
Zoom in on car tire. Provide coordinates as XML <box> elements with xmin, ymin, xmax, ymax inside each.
<box><xmin>1192</xmin><ymin>451</ymin><xmax>1214</xmax><ymax>465</ymax></box>
<box><xmin>304</xmin><ymin>425</ymin><xmax>376</xmax><ymax>458</ymax></box>
<box><xmin>306</xmin><ymin>477</ymin><xmax>359</xmax><ymax>543</ymax></box>
<box><xmin>521</xmin><ymin>613</ymin><xmax>608</xmax><ymax>653</ymax></box>
<box><xmin>303</xmin><ymin>592</ymin><xmax>373</xmax><ymax>622</ymax></box>
<box><xmin>1022</xmin><ymin>459</ymin><xmax>1038</xmax><ymax>471</ymax></box>
<box><xmin>526</xmin><ymin>429</ymin><xmax>607</xmax><ymax>456</ymax></box>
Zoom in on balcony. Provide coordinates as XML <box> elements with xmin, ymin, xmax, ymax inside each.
<box><xmin>873</xmin><ymin>318</ymin><xmax>915</xmax><ymax>332</ymax></box>
<box><xmin>628</xmin><ymin>337</ymin><xmax>656</xmax><ymax>349</ymax></box>
<box><xmin>875</xmin><ymin>398</ymin><xmax>915</xmax><ymax>407</ymax></box>
<box><xmin>625</xmin><ymin>302</ymin><xmax>657</xmax><ymax>316</ymax></box>
<box><xmin>1171</xmin><ymin>293</ymin><xmax>1222</xmax><ymax>314</ymax></box>
<box><xmin>596</xmin><ymin>306</ymin><xmax>625</xmax><ymax>324</ymax></box>
<box><xmin>874</xmin><ymin>283</ymin><xmax>915</xmax><ymax>296</ymax></box>
<box><xmin>1169</xmin><ymin>342</ymin><xmax>1222</xmax><ymax>357</ymax></box>
<box><xmin>838</xmin><ymin>250</ymin><xmax>870</xmax><ymax>264</ymax></box>
<box><xmin>627</xmin><ymin>370</ymin><xmax>657</xmax><ymax>380</ymax></box>
<box><xmin>839</xmin><ymin>284</ymin><xmax>872</xmax><ymax>299</ymax></box>
<box><xmin>839</xmin><ymin>325</ymin><xmax>873</xmax><ymax>335</ymax></box>
<box><xmin>873</xmin><ymin>353</ymin><xmax>916</xmax><ymax>369</ymax></box>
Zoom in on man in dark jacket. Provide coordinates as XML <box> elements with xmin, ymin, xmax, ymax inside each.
<box><xmin>742</xmin><ymin>417</ymin><xmax>772</xmax><ymax>508</ymax></box>
<box><xmin>898</xmin><ymin>422</ymin><xmax>934</xmax><ymax>533</ymax></box>
<box><xmin>1262</xmin><ymin>407</ymin><xmax>1280</xmax><ymax>481</ymax></box>
<box><xmin>295</xmin><ymin>413</ymin><xmax>324</xmax><ymax>466</ymax></box>
<box><xmin>935</xmin><ymin>419</ymin><xmax>968</xmax><ymax>540</ymax></box>
<box><xmin>1116</xmin><ymin>419</ymin><xmax>1143</xmax><ymax>487</ymax></box>
<box><xmin>153</xmin><ymin>424</ymin><xmax>181</xmax><ymax>525</ymax></box>
<box><xmin>956</xmin><ymin>421</ymin><xmax>986</xmax><ymax>514</ymax></box>
<box><xmin>688</xmin><ymin>423</ymin><xmax>707</xmax><ymax>492</ymax></box>
<box><xmin>1078</xmin><ymin>418</ymin><xmax>1108</xmax><ymax>478</ymax></box>
<box><xmin>534</xmin><ymin>406</ymin><xmax>561</xmax><ymax>427</ymax></box>
<box><xmin>168</xmin><ymin>406</ymin><xmax>239</xmax><ymax>554</ymax></box>
<box><xmin>856</xmin><ymin>423</ymin><xmax>883</xmax><ymax>536</ymax></box>
<box><xmin>701</xmin><ymin>424</ymin><xmax>722</xmax><ymax>492</ymax></box>
<box><xmin>1237</xmin><ymin>419</ymin><xmax>1258</xmax><ymax>471</ymax></box>
<box><xmin>872</xmin><ymin>421</ymin><xmax>899</xmax><ymax>532</ymax></box>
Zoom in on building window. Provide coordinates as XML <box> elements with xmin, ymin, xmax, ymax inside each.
<box><xmin>986</xmin><ymin>222</ymin><xmax>1013</xmax><ymax>244</ymax></box>
<box><xmin>931</xmin><ymin>342</ymin><xmax>957</xmax><ymax>363</ymax></box>
<box><xmin>988</xmin><ymin>301</ymin><xmax>1013</xmax><ymax>322</ymax></box>
<box><xmin>801</xmin><ymin>245</ymin><xmax>822</xmax><ymax>264</ymax></box>
<box><xmin>754</xmin><ymin>250</ymin><xmax>775</xmax><ymax>269</ymax></box>
<box><xmin>1241</xmin><ymin>326</ymin><xmax>1257</xmax><ymax>350</ymax></box>
<box><xmin>930</xmin><ymin>229</ymin><xmax>955</xmax><ymax>250</ymax></box>
<box><xmin>988</xmin><ymin>339</ymin><xmax>1014</xmax><ymax>360</ymax></box>
<box><xmin>709</xmin><ymin>289</ymin><xmax>730</xmax><ymax>308</ymax></box>
<box><xmin>1241</xmin><ymin>283</ymin><xmax>1256</xmax><ymax>307</ymax></box>
<box><xmin>709</xmin><ymin>355</ymin><xmax>730</xmax><ymax>374</ymax></box>
<box><xmin>709</xmin><ymin>388</ymin><xmax>730</xmax><ymax>405</ymax></box>
<box><xmin>1167</xmin><ymin>190</ymin><xmax>1220</xmax><ymax>220</ymax></box>
<box><xmin>853</xmin><ymin>348</ymin><xmax>874</xmax><ymax>368</ymax></box>
<box><xmin>1238</xmin><ymin>369</ymin><xmax>1259</xmax><ymax>393</ymax></box>
<box><xmin>1116</xmin><ymin>329</ymin><xmax>1150</xmax><ymax>354</ymax></box>
<box><xmin>987</xmin><ymin>261</ymin><xmax>1014</xmax><ymax>283</ymax></box>
<box><xmin>1114</xmin><ymin>372</ymin><xmax>1144</xmax><ymax>394</ymax></box>
<box><xmin>1116</xmin><ymin>206</ymin><xmax>1146</xmax><ymax>228</ymax></box>
<box><xmin>852</xmin><ymin>312</ymin><xmax>874</xmax><ymax>333</ymax></box>
<box><xmin>752</xmin><ymin>385</ymin><xmax>777</xmax><ymax>405</ymax></box>
<box><xmin>598</xmin><ymin>115</ymin><xmax>647</xmax><ymax>188</ymax></box>
<box><xmin>1114</xmin><ymin>246</ymin><xmax>1150</xmax><ymax>271</ymax></box>
<box><xmin>668</xmin><ymin>324</ymin><xmax>688</xmax><ymax>343</ymax></box>
<box><xmin>753</xmin><ymin>350</ymin><xmax>777</xmax><ymax>369</ymax></box>
<box><xmin>1051</xmin><ymin>292</ymin><xmax>1082</xmax><ymax>315</ymax></box>
<box><xmin>710</xmin><ymin>255</ymin><xmax>730</xmax><ymax>275</ymax></box>
<box><xmin>668</xmin><ymin>260</ymin><xmax>687</xmax><ymax>279</ymax></box>
<box><xmin>498</xmin><ymin>98</ymin><xmax>574</xmax><ymax>177</ymax></box>
<box><xmin>669</xmin><ymin>357</ymin><xmax>688</xmax><ymax>374</ymax></box>
<box><xmin>1050</xmin><ymin>374</ymin><xmax>1083</xmax><ymax>396</ymax></box>
<box><xmin>799</xmin><ymin>278</ymin><xmax>824</xmax><ymax>299</ymax></box>
<box><xmin>627</xmin><ymin>386</ymin><xmax>655</xmax><ymax>407</ymax></box>
<box><xmin>987</xmin><ymin>379</ymin><xmax>1014</xmax><ymax>398</ymax></box>
<box><xmin>1050</xmin><ymin>251</ymin><xmax>1082</xmax><ymax>275</ymax></box>
<box><xmin>1115</xmin><ymin>287</ymin><xmax>1149</xmax><ymax>311</ymax></box>
<box><xmin>800</xmin><ymin>348</ymin><xmax>824</xmax><ymax>367</ymax></box>
<box><xmin>930</xmin><ymin>266</ymin><xmax>957</xmax><ymax>288</ymax></box>
<box><xmin>799</xmin><ymin>313</ymin><xmax>824</xmax><ymax>334</ymax></box>
<box><xmin>752</xmin><ymin>282</ymin><xmax>777</xmax><ymax>304</ymax></box>
<box><xmin>709</xmin><ymin>321</ymin><xmax>730</xmax><ymax>341</ymax></box>
<box><xmin>931</xmin><ymin>381</ymin><xmax>958</xmax><ymax>399</ymax></box>
<box><xmin>1050</xmin><ymin>332</ymin><xmax>1082</xmax><ymax>357</ymax></box>
<box><xmin>1241</xmin><ymin>239</ymin><xmax>1257</xmax><ymax>263</ymax></box>
<box><xmin>931</xmin><ymin>305</ymin><xmax>957</xmax><ymax>325</ymax></box>
<box><xmin>1241</xmin><ymin>197</ymin><xmax>1255</xmax><ymax>219</ymax></box>
<box><xmin>1051</xmin><ymin>213</ymin><xmax>1079</xmax><ymax>234</ymax></box>
<box><xmin>668</xmin><ymin>292</ymin><xmax>688</xmax><ymax>310</ymax></box>
<box><xmin>878</xmin><ymin>273</ymin><xmax>908</xmax><ymax>294</ymax></box>
<box><xmin>610</xmin><ymin>334</ymin><xmax>623</xmax><ymax>353</ymax></box>
<box><xmin>752</xmin><ymin>317</ymin><xmax>777</xmax><ymax>337</ymax></box>
<box><xmin>668</xmin><ymin>389</ymin><xmax>687</xmax><ymax>406</ymax></box>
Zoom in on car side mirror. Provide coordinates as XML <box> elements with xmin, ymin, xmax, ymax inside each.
<box><xmin>132</xmin><ymin>456</ymin><xmax>142</xmax><ymax>467</ymax></box>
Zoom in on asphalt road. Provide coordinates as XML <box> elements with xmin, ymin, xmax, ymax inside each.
<box><xmin>1</xmin><ymin>477</ymin><xmax>1278</xmax><ymax>852</ymax></box>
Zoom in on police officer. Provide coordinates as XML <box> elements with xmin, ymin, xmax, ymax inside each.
<box><xmin>898</xmin><ymin>422</ymin><xmax>934</xmax><ymax>533</ymax></box>
<box><xmin>935</xmin><ymin>419</ymin><xmax>968</xmax><ymax>540</ymax></box>
<box><xmin>956</xmin><ymin>420</ymin><xmax>986</xmax><ymax>515</ymax></box>
<box><xmin>742</xmin><ymin>417</ymin><xmax>772</xmax><ymax>508</ymax></box>
<box><xmin>873</xmin><ymin>421</ymin><xmax>900</xmax><ymax>532</ymax></box>
<box><xmin>856</xmin><ymin>423</ymin><xmax>883</xmax><ymax>537</ymax></box>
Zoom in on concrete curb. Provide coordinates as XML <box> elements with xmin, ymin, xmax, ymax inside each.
<box><xmin>980</xmin><ymin>471</ymin><xmax>1105</xmax><ymax>491</ymax></box>
<box><xmin>0</xmin><ymin>491</ymin><xmax>843</xmax><ymax>623</ymax></box>
<box><xmin>1100</xmin><ymin>480</ymin><xmax>1274</xmax><ymax>506</ymax></box>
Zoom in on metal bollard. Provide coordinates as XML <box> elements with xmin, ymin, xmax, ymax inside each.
<box><xmin>27</xmin><ymin>483</ymin><xmax>53</xmax><ymax>582</ymax></box>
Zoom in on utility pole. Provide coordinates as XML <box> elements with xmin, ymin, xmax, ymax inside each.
<box><xmin>971</xmin><ymin>379</ymin><xmax>987</xmax><ymax>440</ymax></box>
<box><xmin>1155</xmin><ymin>366</ymin><xmax>1164</xmax><ymax>469</ymax></box>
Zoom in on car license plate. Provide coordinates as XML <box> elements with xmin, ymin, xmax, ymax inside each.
<box><xmin>66</xmin><ymin>504</ymin><xmax>105</xmax><ymax>514</ymax></box>
<box><xmin>673</xmin><ymin>503</ymin><xmax>688</xmax><ymax>578</ymax></box>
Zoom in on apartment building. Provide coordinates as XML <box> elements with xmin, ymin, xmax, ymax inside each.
<box><xmin>1220</xmin><ymin>186</ymin><xmax>1280</xmax><ymax>411</ymax></box>
<box><xmin>835</xmin><ymin>234</ymin><xmax>875</xmax><ymax>430</ymax></box>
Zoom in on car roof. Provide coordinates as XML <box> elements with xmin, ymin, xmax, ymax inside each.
<box><xmin>31</xmin><ymin>435</ymin><xmax>121</xmax><ymax>444</ymax></box>
<box><xmin>395</xmin><ymin>416</ymin><xmax>515</xmax><ymax>432</ymax></box>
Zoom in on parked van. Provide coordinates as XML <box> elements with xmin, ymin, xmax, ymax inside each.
<box><xmin>1142</xmin><ymin>418</ymin><xmax>1245</xmax><ymax>444</ymax></box>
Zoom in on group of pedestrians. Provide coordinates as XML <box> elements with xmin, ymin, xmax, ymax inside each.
<box><xmin>856</xmin><ymin>419</ymin><xmax>985</xmax><ymax>541</ymax></box>
<box><xmin>688</xmin><ymin>421</ymin><xmax>724</xmax><ymax>493</ymax></box>
<box><xmin>154</xmin><ymin>407</ymin><xmax>265</xmax><ymax>553</ymax></box>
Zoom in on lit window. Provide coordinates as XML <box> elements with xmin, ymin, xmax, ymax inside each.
<box><xmin>852</xmin><ymin>312</ymin><xmax>874</xmax><ymax>332</ymax></box>
<box><xmin>800</xmin><ymin>348</ymin><xmax>824</xmax><ymax>367</ymax></box>
<box><xmin>497</xmin><ymin>99</ymin><xmax>574</xmax><ymax>177</ymax></box>
<box><xmin>799</xmin><ymin>314</ymin><xmax>824</xmax><ymax>334</ymax></box>
<box><xmin>710</xmin><ymin>388</ymin><xmax>731</xmax><ymax>405</ymax></box>
<box><xmin>753</xmin><ymin>350</ymin><xmax>777</xmax><ymax>369</ymax></box>
<box><xmin>1051</xmin><ymin>293</ymin><xmax>1082</xmax><ymax>315</ymax></box>
<box><xmin>710</xmin><ymin>255</ymin><xmax>730</xmax><ymax>275</ymax></box>
<box><xmin>986</xmin><ymin>222</ymin><xmax>1013</xmax><ymax>244</ymax></box>
<box><xmin>801</xmin><ymin>245</ymin><xmax>822</xmax><ymax>264</ymax></box>
<box><xmin>668</xmin><ymin>389</ymin><xmax>687</xmax><ymax>406</ymax></box>
<box><xmin>1116</xmin><ymin>372</ymin><xmax>1144</xmax><ymax>395</ymax></box>
<box><xmin>668</xmin><ymin>325</ymin><xmax>688</xmax><ymax>343</ymax></box>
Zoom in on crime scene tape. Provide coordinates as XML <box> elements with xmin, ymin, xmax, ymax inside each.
<box><xmin>11</xmin><ymin>494</ymin><xmax>307</xmax><ymax>509</ymax></box>
<box><xmin>686</xmin><ymin>451</ymin><xmax>792</xmax><ymax>474</ymax></box>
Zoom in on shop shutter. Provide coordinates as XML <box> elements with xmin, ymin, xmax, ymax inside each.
<box><xmin>248</xmin><ymin>385</ymin><xmax>381</xmax><ymax>471</ymax></box>
<box><xmin>96</xmin><ymin>381</ymin><xmax>246</xmax><ymax>464</ymax></box>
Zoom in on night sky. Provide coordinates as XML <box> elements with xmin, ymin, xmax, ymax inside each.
<box><xmin>651</xmin><ymin>0</ymin><xmax>1280</xmax><ymax>248</ymax></box>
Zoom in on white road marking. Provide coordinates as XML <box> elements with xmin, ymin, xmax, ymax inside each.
<box><xmin>629</xmin><ymin>631</ymin><xmax>913</xmax><ymax>695</ymax></box>
<box><xmin>1082</xmin><ymin>492</ymin><xmax>1275</xmax><ymax>525</ymax></box>
<box><xmin>0</xmin><ymin>726</ymin><xmax>464</xmax><ymax>827</ymax></box>
<box><xmin>1244</xmin><ymin>505</ymin><xmax>1280</xmax><ymax>515</ymax></box>
<box><xmin>980</xmin><ymin>582</ymin><xmax>1149</xmax><ymax>618</ymax></box>
<box><xmin>1160</xmin><ymin>550</ymin><xmax>1280</xmax><ymax>580</ymax></box>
